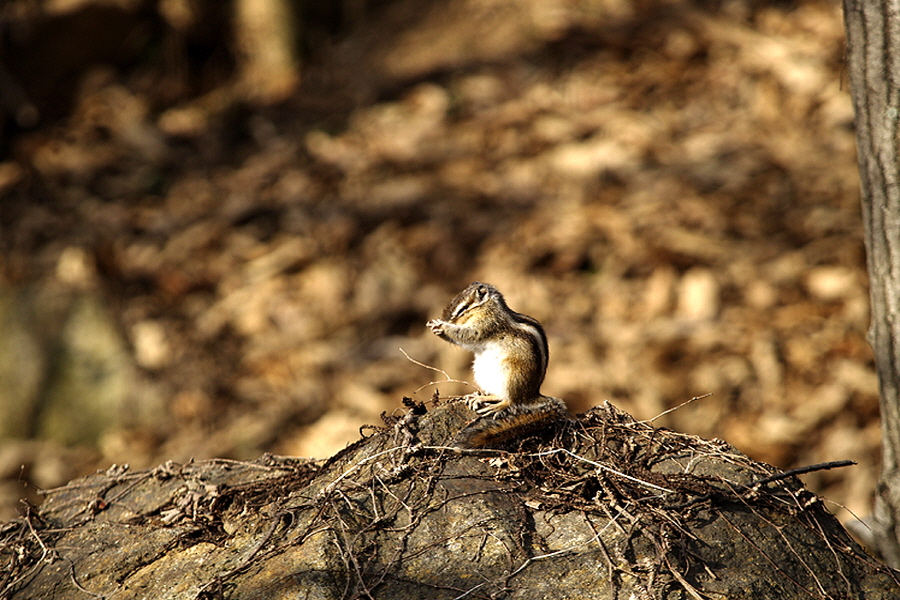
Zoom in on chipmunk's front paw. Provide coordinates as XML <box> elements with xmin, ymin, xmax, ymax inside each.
<box><xmin>426</xmin><ymin>319</ymin><xmax>446</xmax><ymax>336</ymax></box>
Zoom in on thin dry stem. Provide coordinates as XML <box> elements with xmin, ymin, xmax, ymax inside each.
<box><xmin>646</xmin><ymin>393</ymin><xmax>713</xmax><ymax>424</ymax></box>
<box><xmin>399</xmin><ymin>347</ymin><xmax>478</xmax><ymax>395</ymax></box>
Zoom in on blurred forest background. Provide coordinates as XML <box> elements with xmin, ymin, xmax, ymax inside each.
<box><xmin>0</xmin><ymin>0</ymin><xmax>875</xmax><ymax>532</ymax></box>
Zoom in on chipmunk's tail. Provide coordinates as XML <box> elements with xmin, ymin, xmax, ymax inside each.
<box><xmin>453</xmin><ymin>396</ymin><xmax>571</xmax><ymax>449</ymax></box>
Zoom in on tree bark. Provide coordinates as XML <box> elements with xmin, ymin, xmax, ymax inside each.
<box><xmin>842</xmin><ymin>0</ymin><xmax>900</xmax><ymax>569</ymax></box>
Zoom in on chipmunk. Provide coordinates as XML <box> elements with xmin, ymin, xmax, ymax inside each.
<box><xmin>427</xmin><ymin>282</ymin><xmax>569</xmax><ymax>448</ymax></box>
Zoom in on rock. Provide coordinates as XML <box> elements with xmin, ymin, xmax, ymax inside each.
<box><xmin>1</xmin><ymin>402</ymin><xmax>897</xmax><ymax>599</ymax></box>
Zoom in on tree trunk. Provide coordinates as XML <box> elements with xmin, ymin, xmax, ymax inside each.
<box><xmin>234</xmin><ymin>0</ymin><xmax>300</xmax><ymax>105</ymax></box>
<box><xmin>842</xmin><ymin>0</ymin><xmax>900</xmax><ymax>569</ymax></box>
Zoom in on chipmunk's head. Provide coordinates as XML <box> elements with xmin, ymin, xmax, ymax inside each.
<box><xmin>442</xmin><ymin>282</ymin><xmax>506</xmax><ymax>323</ymax></box>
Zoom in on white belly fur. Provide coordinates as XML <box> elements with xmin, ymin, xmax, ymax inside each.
<box><xmin>472</xmin><ymin>342</ymin><xmax>509</xmax><ymax>398</ymax></box>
